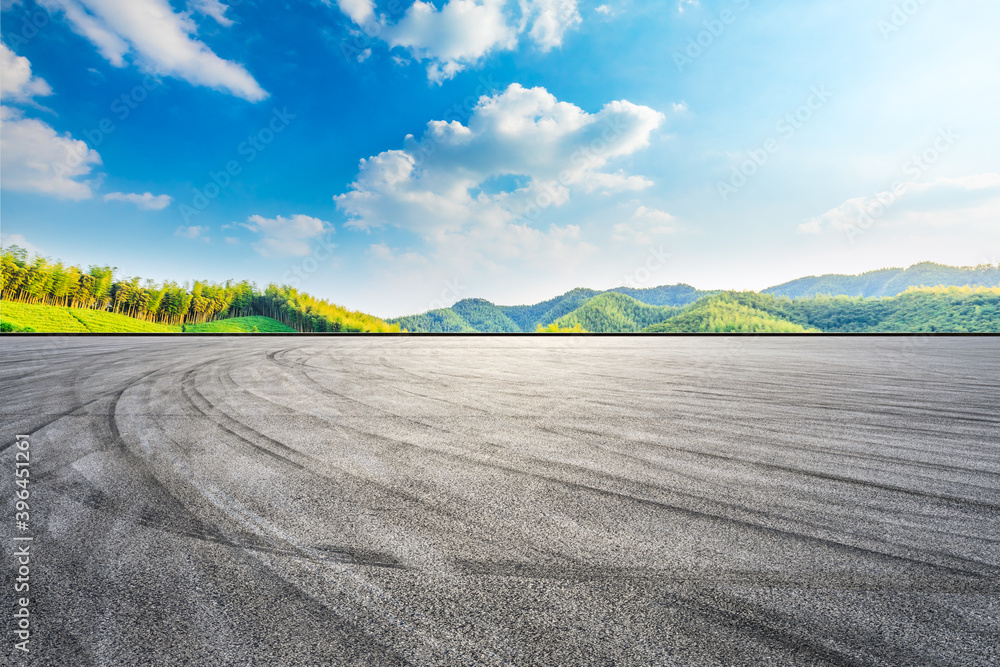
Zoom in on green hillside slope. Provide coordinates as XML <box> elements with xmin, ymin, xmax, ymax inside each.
<box><xmin>500</xmin><ymin>288</ymin><xmax>600</xmax><ymax>331</ymax></box>
<box><xmin>2</xmin><ymin>301</ymin><xmax>180</xmax><ymax>332</ymax></box>
<box><xmin>450</xmin><ymin>299</ymin><xmax>522</xmax><ymax>332</ymax></box>
<box><xmin>1</xmin><ymin>301</ymin><xmax>298</xmax><ymax>333</ymax></box>
<box><xmin>183</xmin><ymin>316</ymin><xmax>296</xmax><ymax>333</ymax></box>
<box><xmin>391</xmin><ymin>309</ymin><xmax>477</xmax><ymax>333</ymax></box>
<box><xmin>642</xmin><ymin>294</ymin><xmax>815</xmax><ymax>333</ymax></box>
<box><xmin>764</xmin><ymin>262</ymin><xmax>1000</xmax><ymax>299</ymax></box>
<box><xmin>739</xmin><ymin>287</ymin><xmax>1000</xmax><ymax>332</ymax></box>
<box><xmin>606</xmin><ymin>284</ymin><xmax>711</xmax><ymax>307</ymax></box>
<box><xmin>552</xmin><ymin>293</ymin><xmax>679</xmax><ymax>333</ymax></box>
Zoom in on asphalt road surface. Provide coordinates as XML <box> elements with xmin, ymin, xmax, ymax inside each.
<box><xmin>1</xmin><ymin>336</ymin><xmax>998</xmax><ymax>666</ymax></box>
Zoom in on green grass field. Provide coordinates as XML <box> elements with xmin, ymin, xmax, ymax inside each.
<box><xmin>183</xmin><ymin>316</ymin><xmax>296</xmax><ymax>333</ymax></box>
<box><xmin>2</xmin><ymin>301</ymin><xmax>100</xmax><ymax>332</ymax></box>
<box><xmin>0</xmin><ymin>302</ymin><xmax>294</xmax><ymax>333</ymax></box>
<box><xmin>69</xmin><ymin>307</ymin><xmax>182</xmax><ymax>333</ymax></box>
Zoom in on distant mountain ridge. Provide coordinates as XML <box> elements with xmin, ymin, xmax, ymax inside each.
<box><xmin>763</xmin><ymin>262</ymin><xmax>1000</xmax><ymax>299</ymax></box>
<box><xmin>389</xmin><ymin>262</ymin><xmax>1000</xmax><ymax>333</ymax></box>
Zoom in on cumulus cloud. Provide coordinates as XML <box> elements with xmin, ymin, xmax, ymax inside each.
<box><xmin>0</xmin><ymin>41</ymin><xmax>52</xmax><ymax>102</ymax></box>
<box><xmin>188</xmin><ymin>0</ymin><xmax>234</xmax><ymax>27</ymax></box>
<box><xmin>335</xmin><ymin>84</ymin><xmax>662</xmax><ymax>263</ymax></box>
<box><xmin>0</xmin><ymin>106</ymin><xmax>102</xmax><ymax>199</ymax></box>
<box><xmin>332</xmin><ymin>0</ymin><xmax>375</xmax><ymax>25</ymax></box>
<box><xmin>50</xmin><ymin>0</ymin><xmax>266</xmax><ymax>100</ymax></box>
<box><xmin>677</xmin><ymin>0</ymin><xmax>699</xmax><ymax>14</ymax></box>
<box><xmin>519</xmin><ymin>0</ymin><xmax>582</xmax><ymax>52</ymax></box>
<box><xmin>103</xmin><ymin>191</ymin><xmax>172</xmax><ymax>209</ymax></box>
<box><xmin>241</xmin><ymin>213</ymin><xmax>332</xmax><ymax>257</ymax></box>
<box><xmin>175</xmin><ymin>225</ymin><xmax>210</xmax><ymax>241</ymax></box>
<box><xmin>333</xmin><ymin>0</ymin><xmax>581</xmax><ymax>83</ymax></box>
<box><xmin>381</xmin><ymin>0</ymin><xmax>516</xmax><ymax>83</ymax></box>
<box><xmin>0</xmin><ymin>42</ymin><xmax>102</xmax><ymax>199</ymax></box>
<box><xmin>800</xmin><ymin>173</ymin><xmax>1000</xmax><ymax>235</ymax></box>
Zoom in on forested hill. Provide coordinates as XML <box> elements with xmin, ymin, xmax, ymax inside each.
<box><xmin>643</xmin><ymin>288</ymin><xmax>1000</xmax><ymax>333</ymax></box>
<box><xmin>389</xmin><ymin>285</ymin><xmax>711</xmax><ymax>333</ymax></box>
<box><xmin>763</xmin><ymin>262</ymin><xmax>1000</xmax><ymax>299</ymax></box>
<box><xmin>389</xmin><ymin>262</ymin><xmax>999</xmax><ymax>332</ymax></box>
<box><xmin>605</xmin><ymin>284</ymin><xmax>711</xmax><ymax>306</ymax></box>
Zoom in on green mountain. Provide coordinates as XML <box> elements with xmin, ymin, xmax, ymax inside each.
<box><xmin>641</xmin><ymin>287</ymin><xmax>1000</xmax><ymax>333</ymax></box>
<box><xmin>451</xmin><ymin>299</ymin><xmax>522</xmax><ymax>332</ymax></box>
<box><xmin>390</xmin><ymin>298</ymin><xmax>521</xmax><ymax>332</ymax></box>
<box><xmin>642</xmin><ymin>294</ymin><xmax>815</xmax><ymax>333</ymax></box>
<box><xmin>551</xmin><ymin>292</ymin><xmax>679</xmax><ymax>333</ymax></box>
<box><xmin>499</xmin><ymin>287</ymin><xmax>601</xmax><ymax>331</ymax></box>
<box><xmin>391</xmin><ymin>308</ymin><xmax>478</xmax><ymax>333</ymax></box>
<box><xmin>393</xmin><ymin>284</ymin><xmax>709</xmax><ymax>333</ymax></box>
<box><xmin>606</xmin><ymin>284</ymin><xmax>711</xmax><ymax>307</ymax></box>
<box><xmin>764</xmin><ymin>262</ymin><xmax>1000</xmax><ymax>299</ymax></box>
<box><xmin>389</xmin><ymin>262</ymin><xmax>1000</xmax><ymax>333</ymax></box>
<box><xmin>735</xmin><ymin>287</ymin><xmax>1000</xmax><ymax>333</ymax></box>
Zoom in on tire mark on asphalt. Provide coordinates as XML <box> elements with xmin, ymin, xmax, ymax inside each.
<box><xmin>250</xmin><ymin>347</ymin><xmax>1000</xmax><ymax>578</ymax></box>
<box><xmin>180</xmin><ymin>363</ymin><xmax>309</xmax><ymax>471</ymax></box>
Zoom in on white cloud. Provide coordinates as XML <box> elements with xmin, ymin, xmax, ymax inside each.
<box><xmin>584</xmin><ymin>171</ymin><xmax>653</xmax><ymax>194</ymax></box>
<box><xmin>800</xmin><ymin>173</ymin><xmax>1000</xmax><ymax>235</ymax></box>
<box><xmin>0</xmin><ymin>41</ymin><xmax>52</xmax><ymax>102</ymax></box>
<box><xmin>0</xmin><ymin>106</ymin><xmax>102</xmax><ymax>199</ymax></box>
<box><xmin>103</xmin><ymin>191</ymin><xmax>172</xmax><ymax>210</ymax></box>
<box><xmin>176</xmin><ymin>225</ymin><xmax>210</xmax><ymax>241</ymax></box>
<box><xmin>595</xmin><ymin>4</ymin><xmax>612</xmax><ymax>16</ymax></box>
<box><xmin>677</xmin><ymin>0</ymin><xmax>699</xmax><ymax>14</ymax></box>
<box><xmin>336</xmin><ymin>84</ymin><xmax>662</xmax><ymax>265</ymax></box>
<box><xmin>240</xmin><ymin>213</ymin><xmax>332</xmax><ymax>257</ymax></box>
<box><xmin>333</xmin><ymin>0</ymin><xmax>581</xmax><ymax>83</ymax></box>
<box><xmin>188</xmin><ymin>0</ymin><xmax>234</xmax><ymax>27</ymax></box>
<box><xmin>369</xmin><ymin>242</ymin><xmax>428</xmax><ymax>267</ymax></box>
<box><xmin>0</xmin><ymin>43</ymin><xmax>102</xmax><ymax>200</ymax></box>
<box><xmin>51</xmin><ymin>0</ymin><xmax>266</xmax><ymax>100</ymax></box>
<box><xmin>612</xmin><ymin>204</ymin><xmax>676</xmax><ymax>244</ymax></box>
<box><xmin>519</xmin><ymin>0</ymin><xmax>581</xmax><ymax>52</ymax></box>
<box><xmin>0</xmin><ymin>233</ymin><xmax>41</xmax><ymax>257</ymax></box>
<box><xmin>332</xmin><ymin>0</ymin><xmax>375</xmax><ymax>25</ymax></box>
<box><xmin>382</xmin><ymin>0</ymin><xmax>517</xmax><ymax>83</ymax></box>
<box><xmin>52</xmin><ymin>1</ymin><xmax>130</xmax><ymax>67</ymax></box>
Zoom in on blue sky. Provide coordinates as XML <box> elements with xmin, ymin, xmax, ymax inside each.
<box><xmin>1</xmin><ymin>0</ymin><xmax>998</xmax><ymax>317</ymax></box>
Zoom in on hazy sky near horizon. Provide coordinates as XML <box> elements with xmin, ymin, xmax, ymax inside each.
<box><xmin>1</xmin><ymin>0</ymin><xmax>998</xmax><ymax>317</ymax></box>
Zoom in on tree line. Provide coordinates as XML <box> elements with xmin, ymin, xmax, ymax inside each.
<box><xmin>0</xmin><ymin>245</ymin><xmax>399</xmax><ymax>333</ymax></box>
